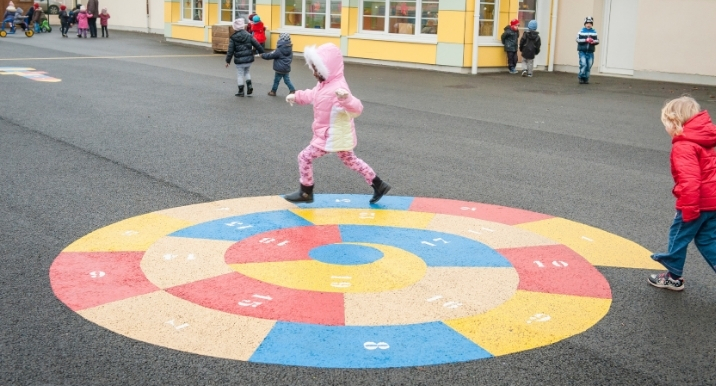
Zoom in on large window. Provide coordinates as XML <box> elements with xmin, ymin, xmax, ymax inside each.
<box><xmin>221</xmin><ymin>0</ymin><xmax>257</xmax><ymax>23</ymax></box>
<box><xmin>361</xmin><ymin>0</ymin><xmax>438</xmax><ymax>35</ymax></box>
<box><xmin>284</xmin><ymin>0</ymin><xmax>341</xmax><ymax>30</ymax></box>
<box><xmin>183</xmin><ymin>0</ymin><xmax>204</xmax><ymax>21</ymax></box>
<box><xmin>478</xmin><ymin>0</ymin><xmax>499</xmax><ymax>37</ymax></box>
<box><xmin>517</xmin><ymin>0</ymin><xmax>535</xmax><ymax>29</ymax></box>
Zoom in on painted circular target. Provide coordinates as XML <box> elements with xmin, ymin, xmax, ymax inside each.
<box><xmin>50</xmin><ymin>195</ymin><xmax>662</xmax><ymax>368</ymax></box>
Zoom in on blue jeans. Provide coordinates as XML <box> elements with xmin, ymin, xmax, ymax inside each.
<box><xmin>272</xmin><ymin>72</ymin><xmax>295</xmax><ymax>92</ymax></box>
<box><xmin>578</xmin><ymin>51</ymin><xmax>594</xmax><ymax>80</ymax></box>
<box><xmin>652</xmin><ymin>210</ymin><xmax>716</xmax><ymax>277</ymax></box>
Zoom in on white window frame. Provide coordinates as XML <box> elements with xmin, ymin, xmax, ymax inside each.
<box><xmin>219</xmin><ymin>0</ymin><xmax>258</xmax><ymax>25</ymax></box>
<box><xmin>476</xmin><ymin>0</ymin><xmax>500</xmax><ymax>44</ymax></box>
<box><xmin>281</xmin><ymin>0</ymin><xmax>342</xmax><ymax>31</ymax></box>
<box><xmin>358</xmin><ymin>0</ymin><xmax>438</xmax><ymax>38</ymax></box>
<box><xmin>181</xmin><ymin>0</ymin><xmax>205</xmax><ymax>24</ymax></box>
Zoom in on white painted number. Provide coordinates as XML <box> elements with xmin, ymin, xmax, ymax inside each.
<box><xmin>533</xmin><ymin>260</ymin><xmax>568</xmax><ymax>268</ymax></box>
<box><xmin>226</xmin><ymin>221</ymin><xmax>253</xmax><ymax>230</ymax></box>
<box><xmin>123</xmin><ymin>230</ymin><xmax>138</xmax><ymax>236</ymax></box>
<box><xmin>359</xmin><ymin>212</ymin><xmax>375</xmax><ymax>219</ymax></box>
<box><xmin>460</xmin><ymin>207</ymin><xmax>477</xmax><ymax>211</ymax></box>
<box><xmin>364</xmin><ymin>342</ymin><xmax>390</xmax><ymax>350</ymax></box>
<box><xmin>89</xmin><ymin>271</ymin><xmax>105</xmax><ymax>279</ymax></box>
<box><xmin>238</xmin><ymin>294</ymin><xmax>273</xmax><ymax>308</ymax></box>
<box><xmin>166</xmin><ymin>319</ymin><xmax>189</xmax><ymax>330</ymax></box>
<box><xmin>527</xmin><ymin>313</ymin><xmax>551</xmax><ymax>324</ymax></box>
<box><xmin>259</xmin><ymin>238</ymin><xmax>290</xmax><ymax>246</ymax></box>
<box><xmin>335</xmin><ymin>199</ymin><xmax>351</xmax><ymax>203</ymax></box>
<box><xmin>427</xmin><ymin>295</ymin><xmax>462</xmax><ymax>309</ymax></box>
<box><xmin>164</xmin><ymin>253</ymin><xmax>196</xmax><ymax>261</ymax></box>
<box><xmin>331</xmin><ymin>275</ymin><xmax>352</xmax><ymax>288</ymax></box>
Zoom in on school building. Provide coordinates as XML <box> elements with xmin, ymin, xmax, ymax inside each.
<box><xmin>79</xmin><ymin>0</ymin><xmax>715</xmax><ymax>85</ymax></box>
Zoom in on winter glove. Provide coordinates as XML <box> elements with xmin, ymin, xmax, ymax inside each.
<box><xmin>335</xmin><ymin>88</ymin><xmax>349</xmax><ymax>101</ymax></box>
<box><xmin>586</xmin><ymin>37</ymin><xmax>594</xmax><ymax>44</ymax></box>
<box><xmin>286</xmin><ymin>93</ymin><xmax>296</xmax><ymax>106</ymax></box>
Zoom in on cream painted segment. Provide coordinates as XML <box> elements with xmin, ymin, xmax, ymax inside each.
<box><xmin>345</xmin><ymin>267</ymin><xmax>518</xmax><ymax>326</ymax></box>
<box><xmin>516</xmin><ymin>218</ymin><xmax>662</xmax><ymax>269</ymax></box>
<box><xmin>78</xmin><ymin>291</ymin><xmax>275</xmax><ymax>361</ymax></box>
<box><xmin>348</xmin><ymin>39</ymin><xmax>437</xmax><ymax>65</ymax></box>
<box><xmin>230</xmin><ymin>243</ymin><xmax>428</xmax><ymax>293</ymax></box>
<box><xmin>63</xmin><ymin>213</ymin><xmax>194</xmax><ymax>252</ymax></box>
<box><xmin>437</xmin><ymin>11</ymin><xmax>465</xmax><ymax>44</ymax></box>
<box><xmin>291</xmin><ymin>208</ymin><xmax>435</xmax><ymax>228</ymax></box>
<box><xmin>157</xmin><ymin>196</ymin><xmax>297</xmax><ymax>223</ymax></box>
<box><xmin>446</xmin><ymin>291</ymin><xmax>611</xmax><ymax>356</ymax></box>
<box><xmin>141</xmin><ymin>237</ymin><xmax>236</xmax><ymax>289</ymax></box>
<box><xmin>427</xmin><ymin>214</ymin><xmax>559</xmax><ymax>250</ymax></box>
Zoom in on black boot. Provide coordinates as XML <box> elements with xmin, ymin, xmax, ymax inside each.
<box><xmin>246</xmin><ymin>80</ymin><xmax>253</xmax><ymax>96</ymax></box>
<box><xmin>235</xmin><ymin>85</ymin><xmax>244</xmax><ymax>97</ymax></box>
<box><xmin>284</xmin><ymin>184</ymin><xmax>314</xmax><ymax>203</ymax></box>
<box><xmin>370</xmin><ymin>176</ymin><xmax>391</xmax><ymax>204</ymax></box>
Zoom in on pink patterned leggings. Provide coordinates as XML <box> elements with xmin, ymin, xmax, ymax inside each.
<box><xmin>298</xmin><ymin>145</ymin><xmax>376</xmax><ymax>186</ymax></box>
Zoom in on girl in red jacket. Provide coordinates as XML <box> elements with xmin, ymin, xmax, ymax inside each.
<box><xmin>649</xmin><ymin>96</ymin><xmax>716</xmax><ymax>291</ymax></box>
<box><xmin>250</xmin><ymin>15</ymin><xmax>266</xmax><ymax>49</ymax></box>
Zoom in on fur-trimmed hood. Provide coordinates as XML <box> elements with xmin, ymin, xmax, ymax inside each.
<box><xmin>303</xmin><ymin>43</ymin><xmax>344</xmax><ymax>83</ymax></box>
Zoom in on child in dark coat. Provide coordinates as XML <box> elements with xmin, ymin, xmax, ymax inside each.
<box><xmin>59</xmin><ymin>5</ymin><xmax>70</xmax><ymax>37</ymax></box>
<box><xmin>500</xmin><ymin>19</ymin><xmax>520</xmax><ymax>74</ymax></box>
<box><xmin>519</xmin><ymin>20</ymin><xmax>541</xmax><ymax>77</ymax></box>
<box><xmin>225</xmin><ymin>18</ymin><xmax>265</xmax><ymax>97</ymax></box>
<box><xmin>261</xmin><ymin>33</ymin><xmax>296</xmax><ymax>96</ymax></box>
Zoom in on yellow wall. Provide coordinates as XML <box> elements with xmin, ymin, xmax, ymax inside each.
<box><xmin>348</xmin><ymin>39</ymin><xmax>437</xmax><ymax>65</ymax></box>
<box><xmin>172</xmin><ymin>25</ymin><xmax>206</xmax><ymax>41</ymax></box>
<box><xmin>437</xmin><ymin>11</ymin><xmax>466</xmax><ymax>44</ymax></box>
<box><xmin>165</xmin><ymin>2</ymin><xmax>180</xmax><ymax>23</ymax></box>
<box><xmin>272</xmin><ymin>35</ymin><xmax>341</xmax><ymax>52</ymax></box>
<box><xmin>208</xmin><ymin>3</ymin><xmax>218</xmax><ymax>26</ymax></box>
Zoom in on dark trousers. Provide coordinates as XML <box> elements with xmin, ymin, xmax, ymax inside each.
<box><xmin>507</xmin><ymin>51</ymin><xmax>518</xmax><ymax>70</ymax></box>
<box><xmin>88</xmin><ymin>17</ymin><xmax>97</xmax><ymax>37</ymax></box>
<box><xmin>101</xmin><ymin>25</ymin><xmax>108</xmax><ymax>37</ymax></box>
<box><xmin>61</xmin><ymin>21</ymin><xmax>69</xmax><ymax>35</ymax></box>
<box><xmin>272</xmin><ymin>72</ymin><xmax>295</xmax><ymax>92</ymax></box>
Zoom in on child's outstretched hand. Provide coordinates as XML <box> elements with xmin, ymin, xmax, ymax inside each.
<box><xmin>225</xmin><ymin>63</ymin><xmax>229</xmax><ymax>68</ymax></box>
<box><xmin>286</xmin><ymin>93</ymin><xmax>296</xmax><ymax>106</ymax></box>
<box><xmin>335</xmin><ymin>88</ymin><xmax>349</xmax><ymax>101</ymax></box>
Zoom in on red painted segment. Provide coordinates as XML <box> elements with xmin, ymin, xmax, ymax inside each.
<box><xmin>50</xmin><ymin>252</ymin><xmax>159</xmax><ymax>311</ymax></box>
<box><xmin>225</xmin><ymin>225</ymin><xmax>341</xmax><ymax>264</ymax></box>
<box><xmin>409</xmin><ymin>197</ymin><xmax>552</xmax><ymax>225</ymax></box>
<box><xmin>165</xmin><ymin>272</ymin><xmax>345</xmax><ymax>325</ymax></box>
<box><xmin>498</xmin><ymin>245</ymin><xmax>612</xmax><ymax>299</ymax></box>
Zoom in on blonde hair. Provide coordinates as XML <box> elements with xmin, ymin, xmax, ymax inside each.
<box><xmin>661</xmin><ymin>96</ymin><xmax>700</xmax><ymax>136</ymax></box>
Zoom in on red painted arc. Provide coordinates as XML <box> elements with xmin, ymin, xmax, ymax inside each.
<box><xmin>408</xmin><ymin>197</ymin><xmax>553</xmax><ymax>225</ymax></box>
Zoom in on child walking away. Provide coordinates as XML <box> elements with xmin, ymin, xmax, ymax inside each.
<box><xmin>519</xmin><ymin>20</ymin><xmax>541</xmax><ymax>77</ymax></box>
<box><xmin>225</xmin><ymin>18</ymin><xmax>264</xmax><ymax>97</ymax></box>
<box><xmin>75</xmin><ymin>6</ymin><xmax>91</xmax><ymax>38</ymax></box>
<box><xmin>500</xmin><ymin>19</ymin><xmax>519</xmax><ymax>74</ymax></box>
<box><xmin>649</xmin><ymin>96</ymin><xmax>716</xmax><ymax>291</ymax></box>
<box><xmin>99</xmin><ymin>8</ymin><xmax>110</xmax><ymax>37</ymax></box>
<box><xmin>283</xmin><ymin>43</ymin><xmax>391</xmax><ymax>204</ymax></box>
<box><xmin>576</xmin><ymin>16</ymin><xmax>599</xmax><ymax>84</ymax></box>
<box><xmin>261</xmin><ymin>33</ymin><xmax>296</xmax><ymax>96</ymax></box>
<box><xmin>251</xmin><ymin>15</ymin><xmax>266</xmax><ymax>50</ymax></box>
<box><xmin>59</xmin><ymin>5</ymin><xmax>70</xmax><ymax>37</ymax></box>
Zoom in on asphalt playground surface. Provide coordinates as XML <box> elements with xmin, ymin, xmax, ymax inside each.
<box><xmin>2</xmin><ymin>30</ymin><xmax>716</xmax><ymax>385</ymax></box>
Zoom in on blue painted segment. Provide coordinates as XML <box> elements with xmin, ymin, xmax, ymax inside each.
<box><xmin>295</xmin><ymin>194</ymin><xmax>414</xmax><ymax>210</ymax></box>
<box><xmin>309</xmin><ymin>244</ymin><xmax>384</xmax><ymax>265</ymax></box>
<box><xmin>340</xmin><ymin>226</ymin><xmax>512</xmax><ymax>267</ymax></box>
<box><xmin>170</xmin><ymin>210</ymin><xmax>313</xmax><ymax>241</ymax></box>
<box><xmin>250</xmin><ymin>322</ymin><xmax>492</xmax><ymax>368</ymax></box>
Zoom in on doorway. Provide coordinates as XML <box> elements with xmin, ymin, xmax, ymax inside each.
<box><xmin>601</xmin><ymin>0</ymin><xmax>638</xmax><ymax>75</ymax></box>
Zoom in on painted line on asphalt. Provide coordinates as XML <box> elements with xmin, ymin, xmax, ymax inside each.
<box><xmin>0</xmin><ymin>54</ymin><xmax>220</xmax><ymax>61</ymax></box>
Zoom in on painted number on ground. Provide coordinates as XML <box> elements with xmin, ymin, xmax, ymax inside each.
<box><xmin>363</xmin><ymin>342</ymin><xmax>390</xmax><ymax>350</ymax></box>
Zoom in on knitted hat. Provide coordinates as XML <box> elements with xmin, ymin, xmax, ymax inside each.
<box><xmin>80</xmin><ymin>5</ymin><xmax>86</xmax><ymax>10</ymax></box>
<box><xmin>584</xmin><ymin>16</ymin><xmax>594</xmax><ymax>25</ymax></box>
<box><xmin>233</xmin><ymin>18</ymin><xmax>246</xmax><ymax>30</ymax></box>
<box><xmin>510</xmin><ymin>19</ymin><xmax>519</xmax><ymax>26</ymax></box>
<box><xmin>278</xmin><ymin>32</ymin><xmax>291</xmax><ymax>42</ymax></box>
<box><xmin>527</xmin><ymin>20</ymin><xmax>537</xmax><ymax>30</ymax></box>
<box><xmin>6</xmin><ymin>5</ymin><xmax>15</xmax><ymax>12</ymax></box>
<box><xmin>101</xmin><ymin>7</ymin><xmax>107</xmax><ymax>13</ymax></box>
<box><xmin>33</xmin><ymin>2</ymin><xmax>39</xmax><ymax>9</ymax></box>
<box><xmin>253</xmin><ymin>15</ymin><xmax>260</xmax><ymax>22</ymax></box>
<box><xmin>8</xmin><ymin>1</ymin><xmax>13</xmax><ymax>6</ymax></box>
<box><xmin>60</xmin><ymin>4</ymin><xmax>66</xmax><ymax>10</ymax></box>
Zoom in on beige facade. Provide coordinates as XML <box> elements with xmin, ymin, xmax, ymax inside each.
<box><xmin>101</xmin><ymin>0</ymin><xmax>165</xmax><ymax>34</ymax></box>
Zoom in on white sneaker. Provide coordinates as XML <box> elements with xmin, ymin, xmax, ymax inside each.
<box><xmin>521</xmin><ymin>71</ymin><xmax>527</xmax><ymax>77</ymax></box>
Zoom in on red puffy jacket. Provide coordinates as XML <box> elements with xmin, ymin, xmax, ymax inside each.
<box><xmin>670</xmin><ymin>110</ymin><xmax>716</xmax><ymax>221</ymax></box>
<box><xmin>251</xmin><ymin>21</ymin><xmax>266</xmax><ymax>44</ymax></box>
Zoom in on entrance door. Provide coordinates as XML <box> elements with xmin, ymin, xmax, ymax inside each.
<box><xmin>517</xmin><ymin>0</ymin><xmax>550</xmax><ymax>67</ymax></box>
<box><xmin>601</xmin><ymin>0</ymin><xmax>638</xmax><ymax>75</ymax></box>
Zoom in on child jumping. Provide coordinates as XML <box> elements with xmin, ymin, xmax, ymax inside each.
<box><xmin>225</xmin><ymin>18</ymin><xmax>264</xmax><ymax>97</ymax></box>
<box><xmin>649</xmin><ymin>96</ymin><xmax>716</xmax><ymax>291</ymax></box>
<box><xmin>500</xmin><ymin>19</ymin><xmax>519</xmax><ymax>74</ymax></box>
<box><xmin>284</xmin><ymin>43</ymin><xmax>391</xmax><ymax>204</ymax></box>
<box><xmin>519</xmin><ymin>20</ymin><xmax>541</xmax><ymax>77</ymax></box>
<box><xmin>99</xmin><ymin>8</ymin><xmax>110</xmax><ymax>37</ymax></box>
<box><xmin>261</xmin><ymin>33</ymin><xmax>296</xmax><ymax>96</ymax></box>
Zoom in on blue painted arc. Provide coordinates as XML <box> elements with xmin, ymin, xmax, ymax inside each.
<box><xmin>249</xmin><ymin>321</ymin><xmax>492</xmax><ymax>368</ymax></box>
<box><xmin>169</xmin><ymin>210</ymin><xmax>313</xmax><ymax>241</ymax></box>
<box><xmin>309</xmin><ymin>244</ymin><xmax>385</xmax><ymax>265</ymax></box>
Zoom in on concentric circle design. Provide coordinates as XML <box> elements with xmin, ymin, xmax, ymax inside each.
<box><xmin>49</xmin><ymin>194</ymin><xmax>663</xmax><ymax>368</ymax></box>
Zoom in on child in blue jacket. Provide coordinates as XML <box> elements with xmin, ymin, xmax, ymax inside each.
<box><xmin>260</xmin><ymin>33</ymin><xmax>296</xmax><ymax>96</ymax></box>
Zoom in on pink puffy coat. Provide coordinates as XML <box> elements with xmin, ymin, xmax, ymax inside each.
<box><xmin>294</xmin><ymin>43</ymin><xmax>363</xmax><ymax>152</ymax></box>
<box><xmin>76</xmin><ymin>10</ymin><xmax>91</xmax><ymax>29</ymax></box>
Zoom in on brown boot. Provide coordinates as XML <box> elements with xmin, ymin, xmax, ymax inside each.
<box><xmin>268</xmin><ymin>91</ymin><xmax>277</xmax><ymax>96</ymax></box>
